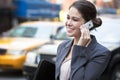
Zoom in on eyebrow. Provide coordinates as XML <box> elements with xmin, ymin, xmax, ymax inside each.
<box><xmin>67</xmin><ymin>14</ymin><xmax>81</xmax><ymax>19</ymax></box>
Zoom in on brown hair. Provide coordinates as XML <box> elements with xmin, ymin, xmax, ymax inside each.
<box><xmin>69</xmin><ymin>0</ymin><xmax>102</xmax><ymax>30</ymax></box>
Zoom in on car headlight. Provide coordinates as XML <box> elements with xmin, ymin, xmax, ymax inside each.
<box><xmin>7</xmin><ymin>50</ymin><xmax>26</xmax><ymax>55</ymax></box>
<box><xmin>25</xmin><ymin>52</ymin><xmax>38</xmax><ymax>64</ymax></box>
<box><xmin>35</xmin><ymin>54</ymin><xmax>41</xmax><ymax>64</ymax></box>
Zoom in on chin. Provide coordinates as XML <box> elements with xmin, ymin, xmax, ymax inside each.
<box><xmin>67</xmin><ymin>33</ymin><xmax>73</xmax><ymax>37</ymax></box>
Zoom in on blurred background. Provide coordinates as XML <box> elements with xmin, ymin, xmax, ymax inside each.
<box><xmin>0</xmin><ymin>0</ymin><xmax>120</xmax><ymax>80</ymax></box>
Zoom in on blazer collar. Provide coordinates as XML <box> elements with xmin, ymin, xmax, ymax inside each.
<box><xmin>87</xmin><ymin>35</ymin><xmax>98</xmax><ymax>50</ymax></box>
<box><xmin>65</xmin><ymin>39</ymin><xmax>73</xmax><ymax>48</ymax></box>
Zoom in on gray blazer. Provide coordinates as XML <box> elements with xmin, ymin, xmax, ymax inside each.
<box><xmin>55</xmin><ymin>35</ymin><xmax>111</xmax><ymax>80</ymax></box>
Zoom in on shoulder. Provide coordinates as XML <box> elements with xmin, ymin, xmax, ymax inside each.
<box><xmin>57</xmin><ymin>39</ymin><xmax>72</xmax><ymax>54</ymax></box>
<box><xmin>58</xmin><ymin>39</ymin><xmax>72</xmax><ymax>49</ymax></box>
<box><xmin>96</xmin><ymin>42</ymin><xmax>110</xmax><ymax>54</ymax></box>
<box><xmin>92</xmin><ymin>42</ymin><xmax>111</xmax><ymax>59</ymax></box>
<box><xmin>89</xmin><ymin>35</ymin><xmax>111</xmax><ymax>57</ymax></box>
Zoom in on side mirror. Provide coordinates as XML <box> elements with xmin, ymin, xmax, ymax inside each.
<box><xmin>50</xmin><ymin>35</ymin><xmax>55</xmax><ymax>43</ymax></box>
<box><xmin>50</xmin><ymin>35</ymin><xmax>55</xmax><ymax>40</ymax></box>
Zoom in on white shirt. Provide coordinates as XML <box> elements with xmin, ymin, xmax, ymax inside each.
<box><xmin>60</xmin><ymin>59</ymin><xmax>71</xmax><ymax>80</ymax></box>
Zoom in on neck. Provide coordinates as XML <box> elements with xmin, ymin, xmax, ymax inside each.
<box><xmin>73</xmin><ymin>37</ymin><xmax>80</xmax><ymax>45</ymax></box>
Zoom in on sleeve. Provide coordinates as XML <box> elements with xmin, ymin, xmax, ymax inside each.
<box><xmin>71</xmin><ymin>45</ymin><xmax>111</xmax><ymax>80</ymax></box>
<box><xmin>84</xmin><ymin>50</ymin><xmax>111</xmax><ymax>80</ymax></box>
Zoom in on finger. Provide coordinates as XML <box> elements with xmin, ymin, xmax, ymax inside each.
<box><xmin>80</xmin><ymin>25</ymin><xmax>85</xmax><ymax>38</ymax></box>
<box><xmin>83</xmin><ymin>25</ymin><xmax>90</xmax><ymax>37</ymax></box>
<box><xmin>82</xmin><ymin>25</ymin><xmax>91</xmax><ymax>42</ymax></box>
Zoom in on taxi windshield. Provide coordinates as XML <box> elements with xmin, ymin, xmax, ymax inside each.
<box><xmin>8</xmin><ymin>26</ymin><xmax>37</xmax><ymax>37</ymax></box>
<box><xmin>7</xmin><ymin>26</ymin><xmax>53</xmax><ymax>39</ymax></box>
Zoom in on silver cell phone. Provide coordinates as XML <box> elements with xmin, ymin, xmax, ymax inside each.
<box><xmin>84</xmin><ymin>20</ymin><xmax>93</xmax><ymax>29</ymax></box>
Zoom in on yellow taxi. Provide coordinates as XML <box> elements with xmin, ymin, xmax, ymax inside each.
<box><xmin>0</xmin><ymin>21</ymin><xmax>63</xmax><ymax>70</ymax></box>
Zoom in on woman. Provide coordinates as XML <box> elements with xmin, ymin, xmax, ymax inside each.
<box><xmin>55</xmin><ymin>1</ymin><xmax>111</xmax><ymax>80</ymax></box>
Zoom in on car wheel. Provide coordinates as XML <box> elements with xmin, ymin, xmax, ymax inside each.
<box><xmin>111</xmin><ymin>65</ymin><xmax>120</xmax><ymax>80</ymax></box>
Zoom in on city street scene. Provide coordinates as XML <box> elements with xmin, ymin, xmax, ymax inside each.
<box><xmin>0</xmin><ymin>0</ymin><xmax>120</xmax><ymax>80</ymax></box>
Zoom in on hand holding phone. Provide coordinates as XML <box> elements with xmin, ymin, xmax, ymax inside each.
<box><xmin>77</xmin><ymin>20</ymin><xmax>92</xmax><ymax>46</ymax></box>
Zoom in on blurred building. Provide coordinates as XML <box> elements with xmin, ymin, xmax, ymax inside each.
<box><xmin>0</xmin><ymin>0</ymin><xmax>15</xmax><ymax>35</ymax></box>
<box><xmin>0</xmin><ymin>0</ymin><xmax>62</xmax><ymax>35</ymax></box>
<box><xmin>96</xmin><ymin>0</ymin><xmax>120</xmax><ymax>14</ymax></box>
<box><xmin>114</xmin><ymin>0</ymin><xmax>120</xmax><ymax>8</ymax></box>
<box><xmin>96</xmin><ymin>0</ymin><xmax>120</xmax><ymax>9</ymax></box>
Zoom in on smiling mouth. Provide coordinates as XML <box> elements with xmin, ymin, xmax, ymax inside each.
<box><xmin>67</xmin><ymin>28</ymin><xmax>74</xmax><ymax>33</ymax></box>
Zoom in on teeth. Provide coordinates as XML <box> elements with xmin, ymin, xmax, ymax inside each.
<box><xmin>68</xmin><ymin>29</ymin><xmax>72</xmax><ymax>30</ymax></box>
<box><xmin>68</xmin><ymin>28</ymin><xmax>73</xmax><ymax>30</ymax></box>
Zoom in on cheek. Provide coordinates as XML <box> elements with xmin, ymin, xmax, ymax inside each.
<box><xmin>65</xmin><ymin>21</ymin><xmax>67</xmax><ymax>26</ymax></box>
<box><xmin>75</xmin><ymin>23</ymin><xmax>82</xmax><ymax>29</ymax></box>
<box><xmin>75</xmin><ymin>24</ymin><xmax>82</xmax><ymax>33</ymax></box>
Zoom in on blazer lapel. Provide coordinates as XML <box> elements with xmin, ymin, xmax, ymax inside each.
<box><xmin>59</xmin><ymin>40</ymin><xmax>73</xmax><ymax>65</ymax></box>
<box><xmin>57</xmin><ymin>40</ymin><xmax>73</xmax><ymax>79</ymax></box>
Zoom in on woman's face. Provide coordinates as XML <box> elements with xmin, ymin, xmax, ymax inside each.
<box><xmin>65</xmin><ymin>7</ymin><xmax>85</xmax><ymax>38</ymax></box>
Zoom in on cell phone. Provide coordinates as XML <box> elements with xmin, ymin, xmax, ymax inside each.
<box><xmin>84</xmin><ymin>20</ymin><xmax>93</xmax><ymax>29</ymax></box>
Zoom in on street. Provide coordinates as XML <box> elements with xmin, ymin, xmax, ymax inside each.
<box><xmin>0</xmin><ymin>70</ymin><xmax>27</xmax><ymax>80</ymax></box>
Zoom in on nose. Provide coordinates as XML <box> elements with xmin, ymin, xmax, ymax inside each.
<box><xmin>66</xmin><ymin>19</ymin><xmax>72</xmax><ymax>26</ymax></box>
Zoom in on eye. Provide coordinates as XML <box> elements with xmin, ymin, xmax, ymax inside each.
<box><xmin>67</xmin><ymin>16</ymin><xmax>70</xmax><ymax>20</ymax></box>
<box><xmin>73</xmin><ymin>18</ymin><xmax>79</xmax><ymax>21</ymax></box>
<box><xmin>73</xmin><ymin>18</ymin><xmax>80</xmax><ymax>21</ymax></box>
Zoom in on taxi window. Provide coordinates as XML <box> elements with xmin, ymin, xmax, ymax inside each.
<box><xmin>8</xmin><ymin>26</ymin><xmax>37</xmax><ymax>37</ymax></box>
<box><xmin>35</xmin><ymin>25</ymin><xmax>53</xmax><ymax>39</ymax></box>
